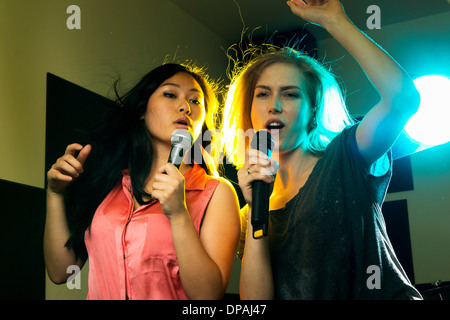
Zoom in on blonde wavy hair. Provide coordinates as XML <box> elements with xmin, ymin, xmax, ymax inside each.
<box><xmin>220</xmin><ymin>47</ymin><xmax>354</xmax><ymax>168</ymax></box>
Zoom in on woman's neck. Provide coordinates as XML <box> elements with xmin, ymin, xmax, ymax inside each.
<box><xmin>132</xmin><ymin>142</ymin><xmax>192</xmax><ymax>211</ymax></box>
<box><xmin>270</xmin><ymin>147</ymin><xmax>320</xmax><ymax>208</ymax></box>
<box><xmin>147</xmin><ymin>142</ymin><xmax>192</xmax><ymax>181</ymax></box>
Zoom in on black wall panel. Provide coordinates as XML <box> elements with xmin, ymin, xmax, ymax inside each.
<box><xmin>0</xmin><ymin>179</ymin><xmax>46</xmax><ymax>299</ymax></box>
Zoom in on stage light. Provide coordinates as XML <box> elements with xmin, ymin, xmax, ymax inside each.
<box><xmin>404</xmin><ymin>75</ymin><xmax>450</xmax><ymax>146</ymax></box>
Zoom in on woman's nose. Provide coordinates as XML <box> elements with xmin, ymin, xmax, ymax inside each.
<box><xmin>179</xmin><ymin>99</ymin><xmax>191</xmax><ymax>115</ymax></box>
<box><xmin>268</xmin><ymin>98</ymin><xmax>282</xmax><ymax>113</ymax></box>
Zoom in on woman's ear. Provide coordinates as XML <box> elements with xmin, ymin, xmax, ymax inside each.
<box><xmin>307</xmin><ymin>107</ymin><xmax>318</xmax><ymax>133</ymax></box>
<box><xmin>139</xmin><ymin>107</ymin><xmax>146</xmax><ymax>120</ymax></box>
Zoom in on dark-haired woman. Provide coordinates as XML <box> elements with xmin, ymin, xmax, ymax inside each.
<box><xmin>44</xmin><ymin>63</ymin><xmax>240</xmax><ymax>300</ymax></box>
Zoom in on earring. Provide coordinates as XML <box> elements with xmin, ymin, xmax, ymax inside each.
<box><xmin>308</xmin><ymin>108</ymin><xmax>317</xmax><ymax>132</ymax></box>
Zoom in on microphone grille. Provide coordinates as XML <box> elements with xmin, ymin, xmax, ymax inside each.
<box><xmin>250</xmin><ymin>130</ymin><xmax>274</xmax><ymax>156</ymax></box>
<box><xmin>171</xmin><ymin>129</ymin><xmax>193</xmax><ymax>151</ymax></box>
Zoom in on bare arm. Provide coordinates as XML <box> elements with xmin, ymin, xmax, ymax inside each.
<box><xmin>239</xmin><ymin>206</ymin><xmax>274</xmax><ymax>300</ymax></box>
<box><xmin>237</xmin><ymin>151</ymin><xmax>277</xmax><ymax>300</ymax></box>
<box><xmin>288</xmin><ymin>0</ymin><xmax>421</xmax><ymax>166</ymax></box>
<box><xmin>44</xmin><ymin>191</ymin><xmax>85</xmax><ymax>284</ymax></box>
<box><xmin>153</xmin><ymin>165</ymin><xmax>240</xmax><ymax>299</ymax></box>
<box><xmin>44</xmin><ymin>143</ymin><xmax>90</xmax><ymax>283</ymax></box>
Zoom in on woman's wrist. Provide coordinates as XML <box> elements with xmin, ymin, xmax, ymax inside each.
<box><xmin>47</xmin><ymin>188</ymin><xmax>65</xmax><ymax>199</ymax></box>
<box><xmin>321</xmin><ymin>11</ymin><xmax>351</xmax><ymax>32</ymax></box>
<box><xmin>167</xmin><ymin>207</ymin><xmax>191</xmax><ymax>226</ymax></box>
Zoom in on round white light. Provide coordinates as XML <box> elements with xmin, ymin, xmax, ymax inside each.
<box><xmin>404</xmin><ymin>75</ymin><xmax>450</xmax><ymax>146</ymax></box>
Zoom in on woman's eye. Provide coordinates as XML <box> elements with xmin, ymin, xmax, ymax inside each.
<box><xmin>283</xmin><ymin>92</ymin><xmax>300</xmax><ymax>99</ymax></box>
<box><xmin>163</xmin><ymin>92</ymin><xmax>176</xmax><ymax>98</ymax></box>
<box><xmin>189</xmin><ymin>99</ymin><xmax>201</xmax><ymax>105</ymax></box>
<box><xmin>255</xmin><ymin>91</ymin><xmax>269</xmax><ymax>98</ymax></box>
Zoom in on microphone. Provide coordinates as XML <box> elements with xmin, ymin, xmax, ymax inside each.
<box><xmin>168</xmin><ymin>129</ymin><xmax>193</xmax><ymax>169</ymax></box>
<box><xmin>250</xmin><ymin>130</ymin><xmax>274</xmax><ymax>239</ymax></box>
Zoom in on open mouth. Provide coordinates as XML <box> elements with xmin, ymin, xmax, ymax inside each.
<box><xmin>265</xmin><ymin>119</ymin><xmax>285</xmax><ymax>131</ymax></box>
<box><xmin>174</xmin><ymin>117</ymin><xmax>192</xmax><ymax>128</ymax></box>
<box><xmin>176</xmin><ymin>120</ymin><xmax>189</xmax><ymax>125</ymax></box>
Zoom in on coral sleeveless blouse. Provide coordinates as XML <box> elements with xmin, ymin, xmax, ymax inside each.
<box><xmin>84</xmin><ymin>164</ymin><xmax>220</xmax><ymax>300</ymax></box>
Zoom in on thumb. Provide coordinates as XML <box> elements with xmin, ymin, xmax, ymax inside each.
<box><xmin>287</xmin><ymin>0</ymin><xmax>307</xmax><ymax>17</ymax></box>
<box><xmin>77</xmin><ymin>144</ymin><xmax>92</xmax><ymax>166</ymax></box>
<box><xmin>158</xmin><ymin>162</ymin><xmax>180</xmax><ymax>176</ymax></box>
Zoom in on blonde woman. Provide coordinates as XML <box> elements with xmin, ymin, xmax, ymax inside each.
<box><xmin>222</xmin><ymin>0</ymin><xmax>422</xmax><ymax>299</ymax></box>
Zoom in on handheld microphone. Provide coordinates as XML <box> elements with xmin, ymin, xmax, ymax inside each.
<box><xmin>168</xmin><ymin>129</ymin><xmax>193</xmax><ymax>169</ymax></box>
<box><xmin>250</xmin><ymin>130</ymin><xmax>274</xmax><ymax>239</ymax></box>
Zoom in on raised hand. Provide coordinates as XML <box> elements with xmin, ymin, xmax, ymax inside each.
<box><xmin>287</xmin><ymin>0</ymin><xmax>346</xmax><ymax>28</ymax></box>
<box><xmin>47</xmin><ymin>143</ymin><xmax>91</xmax><ymax>194</ymax></box>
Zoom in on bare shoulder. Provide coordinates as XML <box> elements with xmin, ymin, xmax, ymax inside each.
<box><xmin>216</xmin><ymin>178</ymin><xmax>238</xmax><ymax>197</ymax></box>
<box><xmin>201</xmin><ymin>177</ymin><xmax>240</xmax><ymax>243</ymax></box>
<box><xmin>203</xmin><ymin>178</ymin><xmax>240</xmax><ymax>223</ymax></box>
<box><xmin>208</xmin><ymin>178</ymin><xmax>239</xmax><ymax>211</ymax></box>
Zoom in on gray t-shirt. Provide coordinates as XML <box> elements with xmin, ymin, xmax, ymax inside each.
<box><xmin>240</xmin><ymin>124</ymin><xmax>422</xmax><ymax>300</ymax></box>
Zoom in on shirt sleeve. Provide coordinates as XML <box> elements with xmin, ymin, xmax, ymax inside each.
<box><xmin>343</xmin><ymin>123</ymin><xmax>393</xmax><ymax>205</ymax></box>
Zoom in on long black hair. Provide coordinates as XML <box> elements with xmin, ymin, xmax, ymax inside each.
<box><xmin>64</xmin><ymin>63</ymin><xmax>220</xmax><ymax>260</ymax></box>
